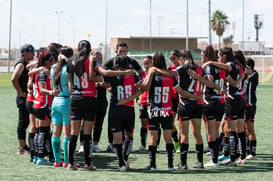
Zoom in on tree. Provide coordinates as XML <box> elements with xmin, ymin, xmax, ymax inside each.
<box><xmin>211</xmin><ymin>10</ymin><xmax>230</xmax><ymax>49</ymax></box>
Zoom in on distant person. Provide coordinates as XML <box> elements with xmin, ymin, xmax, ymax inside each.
<box><xmin>137</xmin><ymin>55</ymin><xmax>153</xmax><ymax>152</ymax></box>
<box><xmin>11</xmin><ymin>44</ymin><xmax>34</xmax><ymax>155</ymax></box>
<box><xmin>50</xmin><ymin>46</ymin><xmax>73</xmax><ymax>167</ymax></box>
<box><xmin>245</xmin><ymin>58</ymin><xmax>259</xmax><ymax>160</ymax></box>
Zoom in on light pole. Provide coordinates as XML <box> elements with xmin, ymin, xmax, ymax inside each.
<box><xmin>8</xmin><ymin>0</ymin><xmax>13</xmax><ymax>73</ymax></box>
<box><xmin>104</xmin><ymin>1</ymin><xmax>108</xmax><ymax>61</ymax></box>
<box><xmin>208</xmin><ymin>0</ymin><xmax>212</xmax><ymax>45</ymax></box>
<box><xmin>242</xmin><ymin>0</ymin><xmax>244</xmax><ymax>52</ymax></box>
<box><xmin>55</xmin><ymin>11</ymin><xmax>63</xmax><ymax>43</ymax></box>
<box><xmin>149</xmin><ymin>0</ymin><xmax>152</xmax><ymax>52</ymax></box>
<box><xmin>70</xmin><ymin>16</ymin><xmax>75</xmax><ymax>45</ymax></box>
<box><xmin>156</xmin><ymin>16</ymin><xmax>164</xmax><ymax>36</ymax></box>
<box><xmin>186</xmin><ymin>0</ymin><xmax>189</xmax><ymax>49</ymax></box>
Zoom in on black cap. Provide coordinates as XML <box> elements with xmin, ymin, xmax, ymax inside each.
<box><xmin>20</xmin><ymin>44</ymin><xmax>34</xmax><ymax>53</ymax></box>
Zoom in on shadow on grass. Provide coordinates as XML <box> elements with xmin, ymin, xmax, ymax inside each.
<box><xmin>71</xmin><ymin>151</ymin><xmax>273</xmax><ymax>174</ymax></box>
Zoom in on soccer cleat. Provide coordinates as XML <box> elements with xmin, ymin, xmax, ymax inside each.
<box><xmin>203</xmin><ymin>146</ymin><xmax>210</xmax><ymax>153</ymax></box>
<box><xmin>218</xmin><ymin>155</ymin><xmax>229</xmax><ymax>162</ymax></box>
<box><xmin>204</xmin><ymin>160</ymin><xmax>219</xmax><ymax>168</ymax></box>
<box><xmin>223</xmin><ymin>161</ymin><xmax>237</xmax><ymax>166</ymax></box>
<box><xmin>106</xmin><ymin>144</ymin><xmax>114</xmax><ymax>152</ymax></box>
<box><xmin>63</xmin><ymin>162</ymin><xmax>69</xmax><ymax>168</ymax></box>
<box><xmin>54</xmin><ymin>161</ymin><xmax>64</xmax><ymax>167</ymax></box>
<box><xmin>67</xmin><ymin>163</ymin><xmax>78</xmax><ymax>171</ymax></box>
<box><xmin>246</xmin><ymin>155</ymin><xmax>257</xmax><ymax>160</ymax></box>
<box><xmin>118</xmin><ymin>165</ymin><xmax>127</xmax><ymax>172</ymax></box>
<box><xmin>84</xmin><ymin>163</ymin><xmax>96</xmax><ymax>171</ymax></box>
<box><xmin>174</xmin><ymin>163</ymin><xmax>188</xmax><ymax>170</ymax></box>
<box><xmin>137</xmin><ymin>145</ymin><xmax>146</xmax><ymax>152</ymax></box>
<box><xmin>168</xmin><ymin>167</ymin><xmax>175</xmax><ymax>172</ymax></box>
<box><xmin>126</xmin><ymin>161</ymin><xmax>131</xmax><ymax>170</ymax></box>
<box><xmin>36</xmin><ymin>158</ymin><xmax>52</xmax><ymax>166</ymax></box>
<box><xmin>192</xmin><ymin>162</ymin><xmax>204</xmax><ymax>169</ymax></box>
<box><xmin>173</xmin><ymin>142</ymin><xmax>180</xmax><ymax>153</ymax></box>
<box><xmin>32</xmin><ymin>156</ymin><xmax>38</xmax><ymax>164</ymax></box>
<box><xmin>145</xmin><ymin>165</ymin><xmax>156</xmax><ymax>171</ymax></box>
<box><xmin>17</xmin><ymin>147</ymin><xmax>30</xmax><ymax>155</ymax></box>
<box><xmin>93</xmin><ymin>145</ymin><xmax>101</xmax><ymax>153</ymax></box>
<box><xmin>78</xmin><ymin>145</ymin><xmax>84</xmax><ymax>153</ymax></box>
<box><xmin>236</xmin><ymin>159</ymin><xmax>247</xmax><ymax>165</ymax></box>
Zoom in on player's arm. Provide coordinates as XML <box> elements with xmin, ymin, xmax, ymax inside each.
<box><xmin>187</xmin><ymin>69</ymin><xmax>222</xmax><ymax>91</ymax></box>
<box><xmin>28</xmin><ymin>67</ymin><xmax>49</xmax><ymax>76</ymax></box>
<box><xmin>175</xmin><ymin>86</ymin><xmax>202</xmax><ymax>101</ymax></box>
<box><xmin>150</xmin><ymin>67</ymin><xmax>177</xmax><ymax>77</ymax></box>
<box><xmin>117</xmin><ymin>89</ymin><xmax>145</xmax><ymax>105</ymax></box>
<box><xmin>202</xmin><ymin>61</ymin><xmax>231</xmax><ymax>72</ymax></box>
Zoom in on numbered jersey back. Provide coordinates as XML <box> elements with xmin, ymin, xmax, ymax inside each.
<box><xmin>148</xmin><ymin>73</ymin><xmax>178</xmax><ymax>115</ymax></box>
<box><xmin>104</xmin><ymin>74</ymin><xmax>141</xmax><ymax>107</ymax></box>
<box><xmin>67</xmin><ymin>58</ymin><xmax>97</xmax><ymax>97</ymax></box>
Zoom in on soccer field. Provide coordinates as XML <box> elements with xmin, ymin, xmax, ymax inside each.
<box><xmin>1</xmin><ymin>74</ymin><xmax>273</xmax><ymax>181</ymax></box>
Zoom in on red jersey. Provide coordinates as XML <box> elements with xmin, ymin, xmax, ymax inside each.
<box><xmin>170</xmin><ymin>64</ymin><xmax>178</xmax><ymax>99</ymax></box>
<box><xmin>67</xmin><ymin>58</ymin><xmax>97</xmax><ymax>97</ymax></box>
<box><xmin>33</xmin><ymin>70</ymin><xmax>53</xmax><ymax>108</ymax></box>
<box><xmin>140</xmin><ymin>72</ymin><xmax>148</xmax><ymax>106</ymax></box>
<box><xmin>148</xmin><ymin>73</ymin><xmax>179</xmax><ymax>116</ymax></box>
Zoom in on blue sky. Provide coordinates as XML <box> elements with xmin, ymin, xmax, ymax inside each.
<box><xmin>0</xmin><ymin>0</ymin><xmax>272</xmax><ymax>49</ymax></box>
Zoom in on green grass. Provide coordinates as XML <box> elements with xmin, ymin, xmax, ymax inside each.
<box><xmin>1</xmin><ymin>75</ymin><xmax>273</xmax><ymax>180</ymax></box>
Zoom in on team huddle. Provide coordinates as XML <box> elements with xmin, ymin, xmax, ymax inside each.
<box><xmin>11</xmin><ymin>41</ymin><xmax>258</xmax><ymax>172</ymax></box>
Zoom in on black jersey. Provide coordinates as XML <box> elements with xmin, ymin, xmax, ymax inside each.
<box><xmin>147</xmin><ymin>72</ymin><xmax>179</xmax><ymax>117</ymax></box>
<box><xmin>14</xmin><ymin>59</ymin><xmax>29</xmax><ymax>95</ymax></box>
<box><xmin>103</xmin><ymin>56</ymin><xmax>142</xmax><ymax>72</ymax></box>
<box><xmin>203</xmin><ymin>64</ymin><xmax>227</xmax><ymax>104</ymax></box>
<box><xmin>176</xmin><ymin>64</ymin><xmax>203</xmax><ymax>104</ymax></box>
<box><xmin>246</xmin><ymin>70</ymin><xmax>258</xmax><ymax>106</ymax></box>
<box><xmin>104</xmin><ymin>74</ymin><xmax>141</xmax><ymax>107</ymax></box>
<box><xmin>226</xmin><ymin>62</ymin><xmax>240</xmax><ymax>98</ymax></box>
<box><xmin>67</xmin><ymin>57</ymin><xmax>99</xmax><ymax>98</ymax></box>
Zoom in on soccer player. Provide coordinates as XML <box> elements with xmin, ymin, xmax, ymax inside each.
<box><xmin>92</xmin><ymin>55</ymin><xmax>141</xmax><ymax>171</ymax></box>
<box><xmin>11</xmin><ymin>44</ymin><xmax>34</xmax><ymax>155</ymax></box>
<box><xmin>233</xmin><ymin>50</ymin><xmax>252</xmax><ymax>164</ymax></box>
<box><xmin>169</xmin><ymin>50</ymin><xmax>181</xmax><ymax>152</ymax></box>
<box><xmin>137</xmin><ymin>55</ymin><xmax>153</xmax><ymax>152</ymax></box>
<box><xmin>66</xmin><ymin>40</ymin><xmax>98</xmax><ymax>171</ymax></box>
<box><xmin>103</xmin><ymin>42</ymin><xmax>144</xmax><ymax>152</ymax></box>
<box><xmin>245</xmin><ymin>58</ymin><xmax>259</xmax><ymax>160</ymax></box>
<box><xmin>175</xmin><ymin>50</ymin><xmax>205</xmax><ymax>169</ymax></box>
<box><xmin>199</xmin><ymin>45</ymin><xmax>227</xmax><ymax>167</ymax></box>
<box><xmin>50</xmin><ymin>46</ymin><xmax>73</xmax><ymax>167</ymax></box>
<box><xmin>92</xmin><ymin>51</ymin><xmax>110</xmax><ymax>152</ymax></box>
<box><xmin>202</xmin><ymin>47</ymin><xmax>245</xmax><ymax>166</ymax></box>
<box><xmin>32</xmin><ymin>52</ymin><xmax>60</xmax><ymax>165</ymax></box>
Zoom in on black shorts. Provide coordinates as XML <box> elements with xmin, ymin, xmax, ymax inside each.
<box><xmin>33</xmin><ymin>106</ymin><xmax>51</xmax><ymax>121</ymax></box>
<box><xmin>244</xmin><ymin>105</ymin><xmax>256</xmax><ymax>123</ymax></box>
<box><xmin>139</xmin><ymin>105</ymin><xmax>148</xmax><ymax>119</ymax></box>
<box><xmin>203</xmin><ymin>102</ymin><xmax>225</xmax><ymax>122</ymax></box>
<box><xmin>108</xmin><ymin>105</ymin><xmax>135</xmax><ymax>133</ymax></box>
<box><xmin>26</xmin><ymin>101</ymin><xmax>35</xmax><ymax>115</ymax></box>
<box><xmin>172</xmin><ymin>98</ymin><xmax>179</xmax><ymax>113</ymax></box>
<box><xmin>70</xmin><ymin>97</ymin><xmax>97</xmax><ymax>121</ymax></box>
<box><xmin>224</xmin><ymin>95</ymin><xmax>244</xmax><ymax>121</ymax></box>
<box><xmin>177</xmin><ymin>102</ymin><xmax>203</xmax><ymax>121</ymax></box>
<box><xmin>148</xmin><ymin>115</ymin><xmax>173</xmax><ymax>130</ymax></box>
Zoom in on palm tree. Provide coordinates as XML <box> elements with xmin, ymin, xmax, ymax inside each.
<box><xmin>211</xmin><ymin>10</ymin><xmax>230</xmax><ymax>49</ymax></box>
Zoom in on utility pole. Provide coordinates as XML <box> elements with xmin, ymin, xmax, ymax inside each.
<box><xmin>55</xmin><ymin>11</ymin><xmax>63</xmax><ymax>43</ymax></box>
<box><xmin>8</xmin><ymin>0</ymin><xmax>13</xmax><ymax>73</ymax></box>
